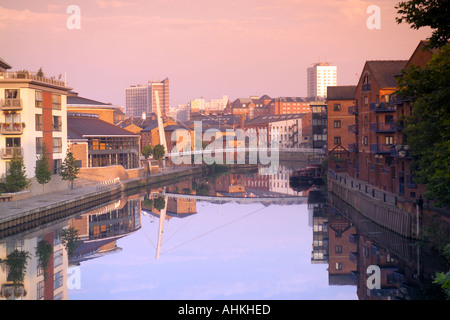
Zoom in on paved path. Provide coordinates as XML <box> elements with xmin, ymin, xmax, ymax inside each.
<box><xmin>0</xmin><ymin>165</ymin><xmax>198</xmax><ymax>222</ymax></box>
<box><xmin>329</xmin><ymin>170</ymin><xmax>404</xmax><ymax>207</ymax></box>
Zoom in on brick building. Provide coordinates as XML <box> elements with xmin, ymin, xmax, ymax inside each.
<box><xmin>327</xmin><ymin>86</ymin><xmax>356</xmax><ymax>172</ymax></box>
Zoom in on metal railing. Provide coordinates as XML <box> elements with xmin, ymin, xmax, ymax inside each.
<box><xmin>1</xmin><ymin>147</ymin><xmax>23</xmax><ymax>159</ymax></box>
<box><xmin>0</xmin><ymin>122</ymin><xmax>24</xmax><ymax>134</ymax></box>
<box><xmin>369</xmin><ymin>122</ymin><xmax>397</xmax><ymax>132</ymax></box>
<box><xmin>1</xmin><ymin>98</ymin><xmax>22</xmax><ymax>110</ymax></box>
<box><xmin>0</xmin><ymin>71</ymin><xmax>66</xmax><ymax>87</ymax></box>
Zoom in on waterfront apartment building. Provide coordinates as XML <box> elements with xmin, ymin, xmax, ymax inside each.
<box><xmin>0</xmin><ymin>62</ymin><xmax>71</xmax><ymax>179</ymax></box>
<box><xmin>307</xmin><ymin>62</ymin><xmax>337</xmax><ymax>100</ymax></box>
<box><xmin>349</xmin><ymin>60</ymin><xmax>408</xmax><ymax>191</ymax></box>
<box><xmin>326</xmin><ymin>86</ymin><xmax>356</xmax><ymax>172</ymax></box>
<box><xmin>125</xmin><ymin>78</ymin><xmax>169</xmax><ymax>118</ymax></box>
<box><xmin>67</xmin><ymin>113</ymin><xmax>141</xmax><ymax>169</ymax></box>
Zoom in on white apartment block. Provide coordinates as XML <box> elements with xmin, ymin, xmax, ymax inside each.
<box><xmin>0</xmin><ymin>62</ymin><xmax>71</xmax><ymax>180</ymax></box>
<box><xmin>0</xmin><ymin>220</ymin><xmax>69</xmax><ymax>300</ymax></box>
<box><xmin>125</xmin><ymin>78</ymin><xmax>169</xmax><ymax>118</ymax></box>
<box><xmin>189</xmin><ymin>95</ymin><xmax>228</xmax><ymax>113</ymax></box>
<box><xmin>307</xmin><ymin>62</ymin><xmax>337</xmax><ymax>100</ymax></box>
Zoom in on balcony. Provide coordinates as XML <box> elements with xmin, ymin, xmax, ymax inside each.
<box><xmin>1</xmin><ymin>147</ymin><xmax>23</xmax><ymax>159</ymax></box>
<box><xmin>0</xmin><ymin>122</ymin><xmax>25</xmax><ymax>135</ymax></box>
<box><xmin>370</xmin><ymin>143</ymin><xmax>393</xmax><ymax>154</ymax></box>
<box><xmin>0</xmin><ymin>71</ymin><xmax>66</xmax><ymax>87</ymax></box>
<box><xmin>1</xmin><ymin>98</ymin><xmax>22</xmax><ymax>111</ymax></box>
<box><xmin>348</xmin><ymin>124</ymin><xmax>358</xmax><ymax>134</ymax></box>
<box><xmin>369</xmin><ymin>102</ymin><xmax>396</xmax><ymax>112</ymax></box>
<box><xmin>348</xmin><ymin>105</ymin><xmax>358</xmax><ymax>115</ymax></box>
<box><xmin>369</xmin><ymin>122</ymin><xmax>397</xmax><ymax>133</ymax></box>
<box><xmin>348</xmin><ymin>143</ymin><xmax>358</xmax><ymax>153</ymax></box>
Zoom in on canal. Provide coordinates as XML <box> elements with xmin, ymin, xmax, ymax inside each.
<box><xmin>0</xmin><ymin>161</ymin><xmax>448</xmax><ymax>300</ymax></box>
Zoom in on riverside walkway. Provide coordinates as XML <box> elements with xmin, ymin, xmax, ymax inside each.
<box><xmin>0</xmin><ymin>165</ymin><xmax>204</xmax><ymax>237</ymax></box>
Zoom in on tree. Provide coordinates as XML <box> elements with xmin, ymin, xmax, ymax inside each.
<box><xmin>37</xmin><ymin>67</ymin><xmax>44</xmax><ymax>77</ymax></box>
<box><xmin>153</xmin><ymin>196</ymin><xmax>166</xmax><ymax>211</ymax></box>
<box><xmin>35</xmin><ymin>239</ymin><xmax>52</xmax><ymax>279</ymax></box>
<box><xmin>395</xmin><ymin>0</ymin><xmax>450</xmax><ymax>49</ymax></box>
<box><xmin>61</xmin><ymin>227</ymin><xmax>80</xmax><ymax>258</ymax></box>
<box><xmin>152</xmin><ymin>144</ymin><xmax>165</xmax><ymax>165</ymax></box>
<box><xmin>35</xmin><ymin>144</ymin><xmax>52</xmax><ymax>193</ymax></box>
<box><xmin>60</xmin><ymin>150</ymin><xmax>80</xmax><ymax>190</ymax></box>
<box><xmin>5</xmin><ymin>151</ymin><xmax>29</xmax><ymax>193</ymax></box>
<box><xmin>5</xmin><ymin>249</ymin><xmax>30</xmax><ymax>292</ymax></box>
<box><xmin>396</xmin><ymin>43</ymin><xmax>450</xmax><ymax>207</ymax></box>
<box><xmin>141</xmin><ymin>145</ymin><xmax>153</xmax><ymax>159</ymax></box>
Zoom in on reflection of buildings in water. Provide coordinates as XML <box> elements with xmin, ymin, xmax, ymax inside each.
<box><xmin>215</xmin><ymin>174</ymin><xmax>245</xmax><ymax>195</ymax></box>
<box><xmin>0</xmin><ymin>221</ymin><xmax>69</xmax><ymax>300</ymax></box>
<box><xmin>68</xmin><ymin>195</ymin><xmax>142</xmax><ymax>264</ymax></box>
<box><xmin>310</xmin><ymin>203</ymin><xmax>328</xmax><ymax>264</ymax></box>
<box><xmin>327</xmin><ymin>207</ymin><xmax>357</xmax><ymax>286</ymax></box>
<box><xmin>327</xmin><ymin>192</ymin><xmax>446</xmax><ymax>300</ymax></box>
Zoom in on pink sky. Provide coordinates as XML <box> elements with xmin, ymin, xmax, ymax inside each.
<box><xmin>0</xmin><ymin>0</ymin><xmax>431</xmax><ymax>107</ymax></box>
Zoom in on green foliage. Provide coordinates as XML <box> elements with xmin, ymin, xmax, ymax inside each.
<box><xmin>152</xmin><ymin>144</ymin><xmax>165</xmax><ymax>161</ymax></box>
<box><xmin>37</xmin><ymin>67</ymin><xmax>44</xmax><ymax>77</ymax></box>
<box><xmin>433</xmin><ymin>244</ymin><xmax>450</xmax><ymax>299</ymax></box>
<box><xmin>395</xmin><ymin>0</ymin><xmax>450</xmax><ymax>49</ymax></box>
<box><xmin>142</xmin><ymin>145</ymin><xmax>153</xmax><ymax>159</ymax></box>
<box><xmin>60</xmin><ymin>150</ymin><xmax>80</xmax><ymax>189</ymax></box>
<box><xmin>396</xmin><ymin>44</ymin><xmax>450</xmax><ymax>207</ymax></box>
<box><xmin>35</xmin><ymin>144</ymin><xmax>52</xmax><ymax>186</ymax></box>
<box><xmin>60</xmin><ymin>227</ymin><xmax>80</xmax><ymax>258</ymax></box>
<box><xmin>35</xmin><ymin>239</ymin><xmax>53</xmax><ymax>279</ymax></box>
<box><xmin>5</xmin><ymin>249</ymin><xmax>31</xmax><ymax>288</ymax></box>
<box><xmin>153</xmin><ymin>196</ymin><xmax>166</xmax><ymax>210</ymax></box>
<box><xmin>5</xmin><ymin>152</ymin><xmax>29</xmax><ymax>193</ymax></box>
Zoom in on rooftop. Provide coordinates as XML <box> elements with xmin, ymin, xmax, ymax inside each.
<box><xmin>365</xmin><ymin>60</ymin><xmax>408</xmax><ymax>88</ymax></box>
<box><xmin>68</xmin><ymin>113</ymin><xmax>140</xmax><ymax>137</ymax></box>
<box><xmin>327</xmin><ymin>86</ymin><xmax>356</xmax><ymax>100</ymax></box>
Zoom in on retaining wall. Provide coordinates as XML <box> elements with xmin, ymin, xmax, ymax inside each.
<box><xmin>328</xmin><ymin>177</ymin><xmax>417</xmax><ymax>238</ymax></box>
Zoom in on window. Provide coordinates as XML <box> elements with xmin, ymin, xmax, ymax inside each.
<box><xmin>35</xmin><ymin>114</ymin><xmax>43</xmax><ymax>131</ymax></box>
<box><xmin>52</xmin><ymin>94</ymin><xmax>61</xmax><ymax>110</ymax></box>
<box><xmin>335</xmin><ymin>262</ymin><xmax>343</xmax><ymax>270</ymax></box>
<box><xmin>53</xmin><ymin>138</ymin><xmax>62</xmax><ymax>153</ymax></box>
<box><xmin>54</xmin><ymin>249</ymin><xmax>63</xmax><ymax>267</ymax></box>
<box><xmin>335</xmin><ymin>245</ymin><xmax>342</xmax><ymax>253</ymax></box>
<box><xmin>36</xmin><ymin>137</ymin><xmax>44</xmax><ymax>154</ymax></box>
<box><xmin>334</xmin><ymin>136</ymin><xmax>341</xmax><ymax>145</ymax></box>
<box><xmin>385</xmin><ymin>136</ymin><xmax>394</xmax><ymax>145</ymax></box>
<box><xmin>5</xmin><ymin>89</ymin><xmax>19</xmax><ymax>99</ymax></box>
<box><xmin>37</xmin><ymin>281</ymin><xmax>44</xmax><ymax>300</ymax></box>
<box><xmin>54</xmin><ymin>271</ymin><xmax>63</xmax><ymax>290</ymax></box>
<box><xmin>35</xmin><ymin>91</ymin><xmax>43</xmax><ymax>108</ymax></box>
<box><xmin>333</xmin><ymin>120</ymin><xmax>341</xmax><ymax>128</ymax></box>
<box><xmin>53</xmin><ymin>116</ymin><xmax>62</xmax><ymax>131</ymax></box>
<box><xmin>334</xmin><ymin>104</ymin><xmax>341</xmax><ymax>111</ymax></box>
<box><xmin>362</xmin><ymin>136</ymin><xmax>368</xmax><ymax>146</ymax></box>
<box><xmin>6</xmin><ymin>137</ymin><xmax>21</xmax><ymax>148</ymax></box>
<box><xmin>53</xmin><ymin>159</ymin><xmax>62</xmax><ymax>174</ymax></box>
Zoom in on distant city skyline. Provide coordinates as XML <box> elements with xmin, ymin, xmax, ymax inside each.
<box><xmin>0</xmin><ymin>0</ymin><xmax>432</xmax><ymax>108</ymax></box>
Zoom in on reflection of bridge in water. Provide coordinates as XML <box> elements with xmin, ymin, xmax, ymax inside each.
<box><xmin>157</xmin><ymin>192</ymin><xmax>308</xmax><ymax>205</ymax></box>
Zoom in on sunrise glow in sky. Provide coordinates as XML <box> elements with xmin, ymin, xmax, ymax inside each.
<box><xmin>0</xmin><ymin>0</ymin><xmax>431</xmax><ymax>107</ymax></box>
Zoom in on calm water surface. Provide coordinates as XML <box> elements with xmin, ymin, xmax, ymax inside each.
<box><xmin>1</xmin><ymin>161</ymin><xmax>447</xmax><ymax>300</ymax></box>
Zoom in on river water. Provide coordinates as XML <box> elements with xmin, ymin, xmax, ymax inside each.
<box><xmin>0</xmin><ymin>161</ymin><xmax>448</xmax><ymax>300</ymax></box>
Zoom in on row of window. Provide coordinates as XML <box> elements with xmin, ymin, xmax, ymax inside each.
<box><xmin>35</xmin><ymin>114</ymin><xmax>62</xmax><ymax>131</ymax></box>
<box><xmin>3</xmin><ymin>89</ymin><xmax>62</xmax><ymax>110</ymax></box>
<box><xmin>332</xmin><ymin>136</ymin><xmax>394</xmax><ymax>145</ymax></box>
